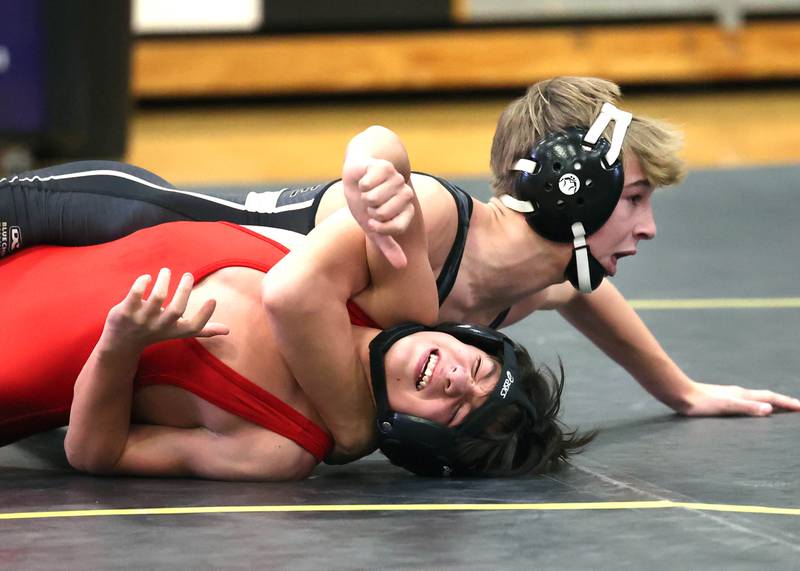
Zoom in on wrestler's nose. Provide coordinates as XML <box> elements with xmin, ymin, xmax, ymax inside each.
<box><xmin>444</xmin><ymin>367</ymin><xmax>470</xmax><ymax>396</ymax></box>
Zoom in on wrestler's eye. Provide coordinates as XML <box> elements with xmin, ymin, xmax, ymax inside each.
<box><xmin>472</xmin><ymin>357</ymin><xmax>482</xmax><ymax>380</ymax></box>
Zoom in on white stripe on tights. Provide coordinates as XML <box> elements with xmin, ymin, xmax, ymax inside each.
<box><xmin>2</xmin><ymin>169</ymin><xmax>250</xmax><ymax>210</ymax></box>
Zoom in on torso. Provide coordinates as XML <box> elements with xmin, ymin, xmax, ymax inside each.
<box><xmin>317</xmin><ymin>175</ymin><xmax>459</xmax><ymax>279</ymax></box>
<box><xmin>131</xmin><ymin>267</ymin><xmax>325</xmax><ymax>435</ymax></box>
<box><xmin>317</xmin><ymin>174</ymin><xmax>512</xmax><ymax>326</ymax></box>
<box><xmin>280</xmin><ymin>173</ymin><xmax>557</xmax><ymax>328</ymax></box>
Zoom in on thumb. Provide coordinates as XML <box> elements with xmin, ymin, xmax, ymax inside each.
<box><xmin>197</xmin><ymin>322</ymin><xmax>230</xmax><ymax>338</ymax></box>
<box><xmin>372</xmin><ymin>234</ymin><xmax>407</xmax><ymax>269</ymax></box>
<box><xmin>342</xmin><ymin>156</ymin><xmax>369</xmax><ymax>188</ymax></box>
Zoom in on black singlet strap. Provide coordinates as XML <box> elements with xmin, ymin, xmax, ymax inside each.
<box><xmin>488</xmin><ymin>307</ymin><xmax>511</xmax><ymax>329</ymax></box>
<box><xmin>323</xmin><ymin>172</ymin><xmax>473</xmax><ymax>307</ymax></box>
<box><xmin>414</xmin><ymin>172</ymin><xmax>473</xmax><ymax>306</ymax></box>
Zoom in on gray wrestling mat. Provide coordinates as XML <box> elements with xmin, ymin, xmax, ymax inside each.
<box><xmin>2</xmin><ymin>165</ymin><xmax>799</xmax><ymax>569</ymax></box>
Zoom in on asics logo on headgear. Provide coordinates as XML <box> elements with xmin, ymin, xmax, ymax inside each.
<box><xmin>10</xmin><ymin>226</ymin><xmax>21</xmax><ymax>251</ymax></box>
<box><xmin>500</xmin><ymin>370</ymin><xmax>515</xmax><ymax>398</ymax></box>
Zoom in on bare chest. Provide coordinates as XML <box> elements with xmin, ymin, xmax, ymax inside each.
<box><xmin>132</xmin><ymin>267</ymin><xmax>320</xmax><ymax>431</ymax></box>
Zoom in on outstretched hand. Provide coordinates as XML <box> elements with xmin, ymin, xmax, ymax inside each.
<box><xmin>680</xmin><ymin>381</ymin><xmax>800</xmax><ymax>417</ymax></box>
<box><xmin>102</xmin><ymin>268</ymin><xmax>229</xmax><ymax>352</ymax></box>
<box><xmin>342</xmin><ymin>155</ymin><xmax>416</xmax><ymax>269</ymax></box>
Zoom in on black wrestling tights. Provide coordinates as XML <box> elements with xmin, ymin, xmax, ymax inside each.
<box><xmin>0</xmin><ymin>160</ymin><xmax>261</xmax><ymax>258</ymax></box>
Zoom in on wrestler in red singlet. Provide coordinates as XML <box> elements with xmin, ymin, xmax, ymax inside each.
<box><xmin>0</xmin><ymin>221</ymin><xmax>376</xmax><ymax>460</ymax></box>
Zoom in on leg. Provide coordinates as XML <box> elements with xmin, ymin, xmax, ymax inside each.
<box><xmin>0</xmin><ymin>160</ymin><xmax>258</xmax><ymax>258</ymax></box>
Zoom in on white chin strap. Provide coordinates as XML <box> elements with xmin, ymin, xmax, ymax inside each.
<box><xmin>500</xmin><ymin>193</ymin><xmax>535</xmax><ymax>213</ymax></box>
<box><xmin>571</xmin><ymin>222</ymin><xmax>592</xmax><ymax>293</ymax></box>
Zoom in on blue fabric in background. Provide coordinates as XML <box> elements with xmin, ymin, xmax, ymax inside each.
<box><xmin>0</xmin><ymin>1</ymin><xmax>45</xmax><ymax>134</ymax></box>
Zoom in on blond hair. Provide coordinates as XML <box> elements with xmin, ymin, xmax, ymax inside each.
<box><xmin>489</xmin><ymin>76</ymin><xmax>686</xmax><ymax>197</ymax></box>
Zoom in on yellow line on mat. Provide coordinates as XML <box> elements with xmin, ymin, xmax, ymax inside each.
<box><xmin>629</xmin><ymin>298</ymin><xmax>800</xmax><ymax>310</ymax></box>
<box><xmin>2</xmin><ymin>500</ymin><xmax>799</xmax><ymax>521</ymax></box>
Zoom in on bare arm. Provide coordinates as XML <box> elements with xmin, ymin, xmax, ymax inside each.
<box><xmin>341</xmin><ymin>125</ymin><xmax>415</xmax><ymax>269</ymax></box>
<box><xmin>507</xmin><ymin>280</ymin><xmax>800</xmax><ymax>416</ymax></box>
<box><xmin>64</xmin><ymin>269</ymin><xmax>269</xmax><ymax>479</ymax></box>
<box><xmin>262</xmin><ymin>131</ymin><xmax>437</xmax><ymax>462</ymax></box>
<box><xmin>554</xmin><ymin>280</ymin><xmax>696</xmax><ymax>410</ymax></box>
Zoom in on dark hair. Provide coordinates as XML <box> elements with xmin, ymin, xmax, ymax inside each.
<box><xmin>450</xmin><ymin>347</ymin><xmax>595</xmax><ymax>477</ymax></box>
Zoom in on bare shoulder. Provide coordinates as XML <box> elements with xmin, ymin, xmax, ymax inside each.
<box><xmin>409</xmin><ymin>173</ymin><xmax>461</xmax><ymax>268</ymax></box>
<box><xmin>410</xmin><ymin>173</ymin><xmax>450</xmax><ymax>201</ymax></box>
<box><xmin>409</xmin><ymin>173</ymin><xmax>460</xmax><ymax>229</ymax></box>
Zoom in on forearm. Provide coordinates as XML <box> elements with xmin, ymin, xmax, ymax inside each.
<box><xmin>65</xmin><ymin>334</ymin><xmax>141</xmax><ymax>473</ymax></box>
<box><xmin>358</xmin><ymin>190</ymin><xmax>438</xmax><ymax>327</ymax></box>
<box><xmin>558</xmin><ymin>281</ymin><xmax>695</xmax><ymax>410</ymax></box>
<box><xmin>346</xmin><ymin>129</ymin><xmax>438</xmax><ymax>325</ymax></box>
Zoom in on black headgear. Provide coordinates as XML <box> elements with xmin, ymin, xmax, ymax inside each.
<box><xmin>500</xmin><ymin>103</ymin><xmax>632</xmax><ymax>293</ymax></box>
<box><xmin>369</xmin><ymin>322</ymin><xmax>537</xmax><ymax>477</ymax></box>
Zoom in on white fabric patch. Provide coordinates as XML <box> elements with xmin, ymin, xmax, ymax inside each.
<box><xmin>244</xmin><ymin>190</ymin><xmax>316</xmax><ymax>214</ymax></box>
<box><xmin>243</xmin><ymin>226</ymin><xmax>307</xmax><ymax>251</ymax></box>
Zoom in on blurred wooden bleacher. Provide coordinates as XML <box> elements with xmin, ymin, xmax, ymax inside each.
<box><xmin>132</xmin><ymin>20</ymin><xmax>800</xmax><ymax>98</ymax></box>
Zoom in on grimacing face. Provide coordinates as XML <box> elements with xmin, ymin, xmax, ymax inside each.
<box><xmin>383</xmin><ymin>331</ymin><xmax>502</xmax><ymax>427</ymax></box>
<box><xmin>586</xmin><ymin>154</ymin><xmax>657</xmax><ymax>276</ymax></box>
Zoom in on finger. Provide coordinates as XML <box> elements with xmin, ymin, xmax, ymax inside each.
<box><xmin>121</xmin><ymin>274</ymin><xmax>152</xmax><ymax>310</ymax></box>
<box><xmin>367</xmin><ymin>206</ymin><xmax>415</xmax><ymax>235</ymax></box>
<box><xmin>183</xmin><ymin>298</ymin><xmax>217</xmax><ymax>335</ymax></box>
<box><xmin>744</xmin><ymin>390</ymin><xmax>800</xmax><ymax>411</ymax></box>
<box><xmin>360</xmin><ymin>177</ymin><xmax>407</xmax><ymax>209</ymax></box>
<box><xmin>358</xmin><ymin>161</ymin><xmax>397</xmax><ymax>192</ymax></box>
<box><xmin>367</xmin><ymin>190</ymin><xmax>415</xmax><ymax>223</ymax></box>
<box><xmin>342</xmin><ymin>157</ymin><xmax>370</xmax><ymax>188</ymax></box>
<box><xmin>145</xmin><ymin>267</ymin><xmax>171</xmax><ymax>312</ymax></box>
<box><xmin>371</xmin><ymin>235</ymin><xmax>407</xmax><ymax>269</ymax></box>
<box><xmin>161</xmin><ymin>272</ymin><xmax>194</xmax><ymax>324</ymax></box>
<box><xmin>774</xmin><ymin>396</ymin><xmax>800</xmax><ymax>411</ymax></box>
<box><xmin>196</xmin><ymin>322</ymin><xmax>231</xmax><ymax>338</ymax></box>
<box><xmin>723</xmin><ymin>398</ymin><xmax>773</xmax><ymax>417</ymax></box>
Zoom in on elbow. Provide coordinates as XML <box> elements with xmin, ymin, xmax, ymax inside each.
<box><xmin>261</xmin><ymin>274</ymin><xmax>308</xmax><ymax>318</ymax></box>
<box><xmin>261</xmin><ymin>264</ymin><xmax>343</xmax><ymax>322</ymax></box>
<box><xmin>350</xmin><ymin>125</ymin><xmax>410</xmax><ymax>181</ymax></box>
<box><xmin>361</xmin><ymin>125</ymin><xmax>400</xmax><ymax>146</ymax></box>
<box><xmin>261</xmin><ymin>277</ymin><xmax>288</xmax><ymax>316</ymax></box>
<box><xmin>331</xmin><ymin>427</ymin><xmax>377</xmax><ymax>463</ymax></box>
<box><xmin>64</xmin><ymin>435</ymin><xmax>116</xmax><ymax>475</ymax></box>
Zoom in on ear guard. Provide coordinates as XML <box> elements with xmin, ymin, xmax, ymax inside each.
<box><xmin>500</xmin><ymin>103</ymin><xmax>632</xmax><ymax>292</ymax></box>
<box><xmin>369</xmin><ymin>322</ymin><xmax>536</xmax><ymax>477</ymax></box>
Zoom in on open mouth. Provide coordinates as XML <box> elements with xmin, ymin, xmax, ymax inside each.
<box><xmin>416</xmin><ymin>350</ymin><xmax>439</xmax><ymax>391</ymax></box>
<box><xmin>611</xmin><ymin>251</ymin><xmax>636</xmax><ymax>271</ymax></box>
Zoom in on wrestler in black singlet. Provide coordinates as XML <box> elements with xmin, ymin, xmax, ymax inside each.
<box><xmin>0</xmin><ymin>161</ymin><xmax>508</xmax><ymax>327</ymax></box>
